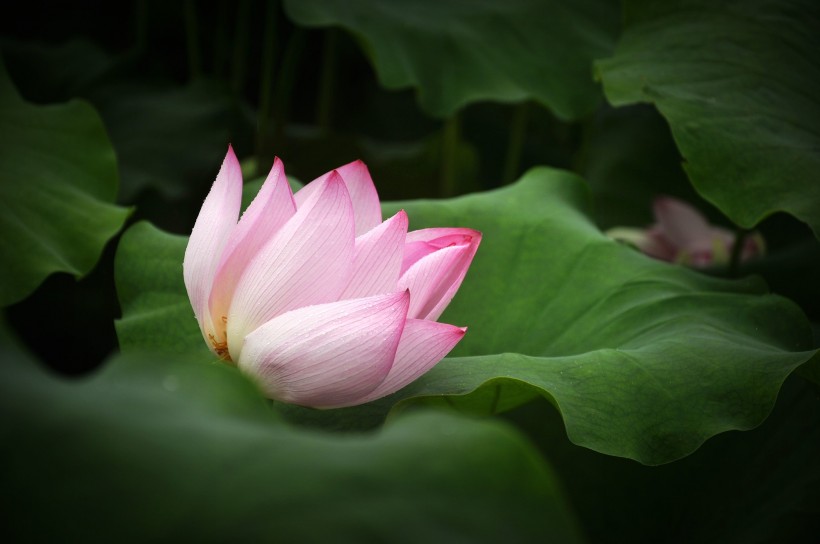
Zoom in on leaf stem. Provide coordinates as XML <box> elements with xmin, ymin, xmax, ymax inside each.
<box><xmin>728</xmin><ymin>227</ymin><xmax>749</xmax><ymax>277</ymax></box>
<box><xmin>503</xmin><ymin>102</ymin><xmax>529</xmax><ymax>184</ymax></box>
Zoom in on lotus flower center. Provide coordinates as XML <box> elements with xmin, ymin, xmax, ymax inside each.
<box><xmin>208</xmin><ymin>316</ymin><xmax>231</xmax><ymax>361</ymax></box>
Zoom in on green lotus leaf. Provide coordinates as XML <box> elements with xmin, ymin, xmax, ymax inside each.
<box><xmin>0</xmin><ymin>60</ymin><xmax>130</xmax><ymax>306</ymax></box>
<box><xmin>284</xmin><ymin>0</ymin><xmax>620</xmax><ymax>119</ymax></box>
<box><xmin>595</xmin><ymin>0</ymin><xmax>820</xmax><ymax>238</ymax></box>
<box><xmin>1</xmin><ymin>334</ymin><xmax>582</xmax><ymax>542</ymax></box>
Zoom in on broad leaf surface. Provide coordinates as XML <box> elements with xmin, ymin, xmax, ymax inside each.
<box><xmin>0</xmin><ymin>336</ymin><xmax>582</xmax><ymax>542</ymax></box>
<box><xmin>115</xmin><ymin>168</ymin><xmax>816</xmax><ymax>464</ymax></box>
<box><xmin>595</xmin><ymin>0</ymin><xmax>820</xmax><ymax>238</ymax></box>
<box><xmin>284</xmin><ymin>0</ymin><xmax>620</xmax><ymax>119</ymax></box>
<box><xmin>0</xmin><ymin>62</ymin><xmax>129</xmax><ymax>306</ymax></box>
<box><xmin>382</xmin><ymin>169</ymin><xmax>815</xmax><ymax>464</ymax></box>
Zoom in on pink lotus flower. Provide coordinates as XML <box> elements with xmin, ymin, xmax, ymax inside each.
<box><xmin>608</xmin><ymin>196</ymin><xmax>764</xmax><ymax>268</ymax></box>
<box><xmin>183</xmin><ymin>146</ymin><xmax>480</xmax><ymax>408</ymax></box>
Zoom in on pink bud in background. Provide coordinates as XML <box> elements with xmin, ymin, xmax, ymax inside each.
<box><xmin>607</xmin><ymin>196</ymin><xmax>764</xmax><ymax>268</ymax></box>
<box><xmin>183</xmin><ymin>146</ymin><xmax>480</xmax><ymax>408</ymax></box>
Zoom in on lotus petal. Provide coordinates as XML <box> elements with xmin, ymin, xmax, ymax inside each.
<box><xmin>356</xmin><ymin>319</ymin><xmax>466</xmax><ymax>404</ymax></box>
<box><xmin>340</xmin><ymin>210</ymin><xmax>408</xmax><ymax>300</ymax></box>
<box><xmin>226</xmin><ymin>172</ymin><xmax>355</xmax><ymax>360</ymax></box>
<box><xmin>239</xmin><ymin>291</ymin><xmax>410</xmax><ymax>407</ymax></box>
<box><xmin>295</xmin><ymin>160</ymin><xmax>382</xmax><ymax>236</ymax></box>
<box><xmin>183</xmin><ymin>146</ymin><xmax>243</xmax><ymax>351</ymax></box>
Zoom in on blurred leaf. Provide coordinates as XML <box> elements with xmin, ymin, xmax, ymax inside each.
<box><xmin>284</xmin><ymin>0</ymin><xmax>620</xmax><ymax>119</ymax></box>
<box><xmin>739</xmin><ymin>237</ymin><xmax>820</xmax><ymax>385</ymax></box>
<box><xmin>360</xmin><ymin>129</ymin><xmax>481</xmax><ymax>199</ymax></box>
<box><xmin>116</xmin><ymin>167</ymin><xmax>816</xmax><ymax>465</ymax></box>
<box><xmin>1</xmin><ymin>39</ymin><xmax>245</xmax><ymax>203</ymax></box>
<box><xmin>0</xmin><ymin>38</ymin><xmax>114</xmax><ymax>102</ymax></box>
<box><xmin>0</xmin><ymin>61</ymin><xmax>129</xmax><ymax>307</ymax></box>
<box><xmin>1</xmin><ymin>336</ymin><xmax>583</xmax><ymax>542</ymax></box>
<box><xmin>267</xmin><ymin>123</ymin><xmax>480</xmax><ymax>200</ymax></box>
<box><xmin>576</xmin><ymin>104</ymin><xmax>698</xmax><ymax>230</ymax></box>
<box><xmin>595</xmin><ymin>0</ymin><xmax>820</xmax><ymax>238</ymax></box>
<box><xmin>382</xmin><ymin>168</ymin><xmax>816</xmax><ymax>464</ymax></box>
<box><xmin>740</xmin><ymin>238</ymin><xmax>820</xmax><ymax>319</ymax></box>
<box><xmin>90</xmin><ymin>79</ymin><xmax>239</xmax><ymax>201</ymax></box>
<box><xmin>506</xmin><ymin>374</ymin><xmax>820</xmax><ymax>543</ymax></box>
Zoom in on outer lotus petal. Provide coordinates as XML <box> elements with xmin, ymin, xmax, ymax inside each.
<box><xmin>401</xmin><ymin>228</ymin><xmax>479</xmax><ymax>275</ymax></box>
<box><xmin>207</xmin><ymin>158</ymin><xmax>296</xmax><ymax>345</ymax></box>
<box><xmin>354</xmin><ymin>319</ymin><xmax>466</xmax><ymax>405</ymax></box>
<box><xmin>183</xmin><ymin>146</ymin><xmax>243</xmax><ymax>348</ymax></box>
<box><xmin>653</xmin><ymin>196</ymin><xmax>713</xmax><ymax>251</ymax></box>
<box><xmin>642</xmin><ymin>225</ymin><xmax>677</xmax><ymax>261</ymax></box>
<box><xmin>238</xmin><ymin>291</ymin><xmax>410</xmax><ymax>408</ymax></box>
<box><xmin>339</xmin><ymin>210</ymin><xmax>408</xmax><ymax>300</ymax></box>
<box><xmin>226</xmin><ymin>172</ymin><xmax>355</xmax><ymax>361</ymax></box>
<box><xmin>295</xmin><ymin>160</ymin><xmax>382</xmax><ymax>236</ymax></box>
<box><xmin>398</xmin><ymin>230</ymin><xmax>481</xmax><ymax>321</ymax></box>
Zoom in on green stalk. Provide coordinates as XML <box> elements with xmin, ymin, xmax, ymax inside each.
<box><xmin>230</xmin><ymin>0</ymin><xmax>251</xmax><ymax>93</ymax></box>
<box><xmin>502</xmin><ymin>102</ymin><xmax>529</xmax><ymax>184</ymax></box>
<box><xmin>183</xmin><ymin>0</ymin><xmax>202</xmax><ymax>80</ymax></box>
<box><xmin>255</xmin><ymin>0</ymin><xmax>279</xmax><ymax>172</ymax></box>
<box><xmin>440</xmin><ymin>114</ymin><xmax>461</xmax><ymax>197</ymax></box>
<box><xmin>728</xmin><ymin>228</ymin><xmax>749</xmax><ymax>278</ymax></box>
<box><xmin>316</xmin><ymin>29</ymin><xmax>339</xmax><ymax>134</ymax></box>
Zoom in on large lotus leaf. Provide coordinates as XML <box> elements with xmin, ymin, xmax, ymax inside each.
<box><xmin>0</xmin><ymin>62</ymin><xmax>130</xmax><ymax>307</ymax></box>
<box><xmin>283</xmin><ymin>0</ymin><xmax>620</xmax><ymax>120</ymax></box>
<box><xmin>595</xmin><ymin>0</ymin><xmax>820</xmax><ymax>238</ymax></box>
<box><xmin>381</xmin><ymin>169</ymin><xmax>815</xmax><ymax>464</ymax></box>
<box><xmin>115</xmin><ymin>168</ymin><xmax>816</xmax><ymax>465</ymax></box>
<box><xmin>0</xmin><ymin>336</ymin><xmax>582</xmax><ymax>542</ymax></box>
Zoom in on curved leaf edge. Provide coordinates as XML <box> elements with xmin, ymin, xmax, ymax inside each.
<box><xmin>387</xmin><ymin>348</ymin><xmax>819</xmax><ymax>466</ymax></box>
<box><xmin>0</xmin><ymin>59</ymin><xmax>133</xmax><ymax>306</ymax></box>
